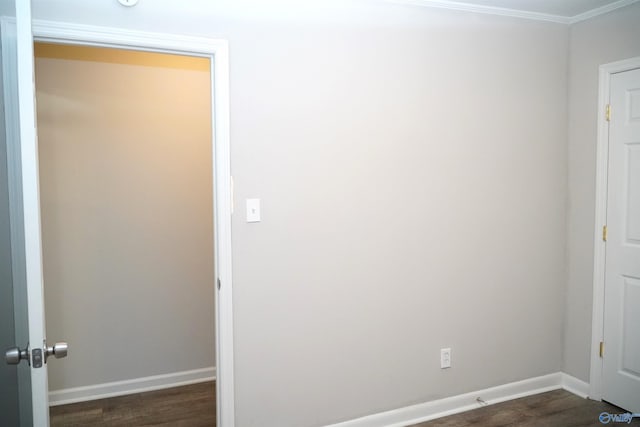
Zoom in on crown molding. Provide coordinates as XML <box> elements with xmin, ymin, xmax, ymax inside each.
<box><xmin>569</xmin><ymin>0</ymin><xmax>640</xmax><ymax>24</ymax></box>
<box><xmin>387</xmin><ymin>0</ymin><xmax>640</xmax><ymax>25</ymax></box>
<box><xmin>386</xmin><ymin>0</ymin><xmax>569</xmax><ymax>23</ymax></box>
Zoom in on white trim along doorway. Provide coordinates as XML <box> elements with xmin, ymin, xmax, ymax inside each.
<box><xmin>590</xmin><ymin>55</ymin><xmax>640</xmax><ymax>403</ymax></box>
<box><xmin>31</xmin><ymin>20</ymin><xmax>235</xmax><ymax>427</ymax></box>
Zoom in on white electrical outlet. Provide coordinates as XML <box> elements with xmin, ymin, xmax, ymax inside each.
<box><xmin>440</xmin><ymin>348</ymin><xmax>451</xmax><ymax>369</ymax></box>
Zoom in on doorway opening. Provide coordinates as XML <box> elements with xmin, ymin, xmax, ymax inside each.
<box><xmin>34</xmin><ymin>43</ymin><xmax>218</xmax><ymax>424</ymax></box>
<box><xmin>2</xmin><ymin>19</ymin><xmax>232</xmax><ymax>425</ymax></box>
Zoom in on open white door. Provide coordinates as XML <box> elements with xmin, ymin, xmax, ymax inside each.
<box><xmin>0</xmin><ymin>3</ymin><xmax>32</xmax><ymax>425</ymax></box>
<box><xmin>1</xmin><ymin>0</ymin><xmax>65</xmax><ymax>425</ymax></box>
<box><xmin>603</xmin><ymin>67</ymin><xmax>640</xmax><ymax>413</ymax></box>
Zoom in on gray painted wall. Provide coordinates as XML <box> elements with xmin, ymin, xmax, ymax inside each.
<box><xmin>564</xmin><ymin>2</ymin><xmax>640</xmax><ymax>382</ymax></box>
<box><xmin>35</xmin><ymin>45</ymin><xmax>215</xmax><ymax>391</ymax></box>
<box><xmin>31</xmin><ymin>1</ymin><xmax>572</xmax><ymax>426</ymax></box>
<box><xmin>227</xmin><ymin>12</ymin><xmax>568</xmax><ymax>427</ymax></box>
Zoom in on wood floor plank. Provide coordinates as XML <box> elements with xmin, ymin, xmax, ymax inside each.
<box><xmin>50</xmin><ymin>381</ymin><xmax>216</xmax><ymax>427</ymax></box>
<box><xmin>410</xmin><ymin>389</ymin><xmax>640</xmax><ymax>427</ymax></box>
<box><xmin>51</xmin><ymin>384</ymin><xmax>639</xmax><ymax>426</ymax></box>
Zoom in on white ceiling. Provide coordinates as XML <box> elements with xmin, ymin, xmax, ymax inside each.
<box><xmin>399</xmin><ymin>0</ymin><xmax>640</xmax><ymax>23</ymax></box>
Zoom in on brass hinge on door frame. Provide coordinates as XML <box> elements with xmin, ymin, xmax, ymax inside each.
<box><xmin>605</xmin><ymin>104</ymin><xmax>611</xmax><ymax>122</ymax></box>
<box><xmin>602</xmin><ymin>225</ymin><xmax>607</xmax><ymax>242</ymax></box>
<box><xmin>599</xmin><ymin>341</ymin><xmax>604</xmax><ymax>358</ymax></box>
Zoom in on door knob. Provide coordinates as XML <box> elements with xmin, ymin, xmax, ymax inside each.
<box><xmin>5</xmin><ymin>346</ymin><xmax>29</xmax><ymax>365</ymax></box>
<box><xmin>45</xmin><ymin>342</ymin><xmax>68</xmax><ymax>362</ymax></box>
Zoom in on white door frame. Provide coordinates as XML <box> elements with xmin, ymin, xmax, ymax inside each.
<box><xmin>590</xmin><ymin>55</ymin><xmax>640</xmax><ymax>401</ymax></box>
<box><xmin>30</xmin><ymin>20</ymin><xmax>235</xmax><ymax>426</ymax></box>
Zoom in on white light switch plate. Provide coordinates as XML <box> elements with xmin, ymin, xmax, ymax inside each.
<box><xmin>440</xmin><ymin>348</ymin><xmax>451</xmax><ymax>369</ymax></box>
<box><xmin>246</xmin><ymin>199</ymin><xmax>261</xmax><ymax>222</ymax></box>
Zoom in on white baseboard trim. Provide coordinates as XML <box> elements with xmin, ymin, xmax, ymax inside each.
<box><xmin>561</xmin><ymin>373</ymin><xmax>590</xmax><ymax>399</ymax></box>
<box><xmin>48</xmin><ymin>366</ymin><xmax>216</xmax><ymax>406</ymax></box>
<box><xmin>328</xmin><ymin>372</ymin><xmax>590</xmax><ymax>427</ymax></box>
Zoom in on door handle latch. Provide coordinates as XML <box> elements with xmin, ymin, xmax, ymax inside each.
<box><xmin>5</xmin><ymin>341</ymin><xmax>68</xmax><ymax>366</ymax></box>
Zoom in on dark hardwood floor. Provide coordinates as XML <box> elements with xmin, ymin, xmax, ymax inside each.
<box><xmin>49</xmin><ymin>381</ymin><xmax>215</xmax><ymax>426</ymax></box>
<box><xmin>50</xmin><ymin>384</ymin><xmax>638</xmax><ymax>427</ymax></box>
<box><xmin>410</xmin><ymin>389</ymin><xmax>640</xmax><ymax>427</ymax></box>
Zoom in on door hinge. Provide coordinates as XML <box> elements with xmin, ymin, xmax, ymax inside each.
<box><xmin>599</xmin><ymin>341</ymin><xmax>604</xmax><ymax>358</ymax></box>
<box><xmin>217</xmin><ymin>278</ymin><xmax>221</xmax><ymax>290</ymax></box>
<box><xmin>602</xmin><ymin>225</ymin><xmax>607</xmax><ymax>242</ymax></box>
<box><xmin>605</xmin><ymin>104</ymin><xmax>611</xmax><ymax>122</ymax></box>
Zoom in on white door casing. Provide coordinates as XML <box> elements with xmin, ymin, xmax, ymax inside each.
<box><xmin>30</xmin><ymin>21</ymin><xmax>235</xmax><ymax>426</ymax></box>
<box><xmin>3</xmin><ymin>18</ymin><xmax>234</xmax><ymax>426</ymax></box>
<box><xmin>602</xmin><ymin>67</ymin><xmax>640</xmax><ymax>412</ymax></box>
